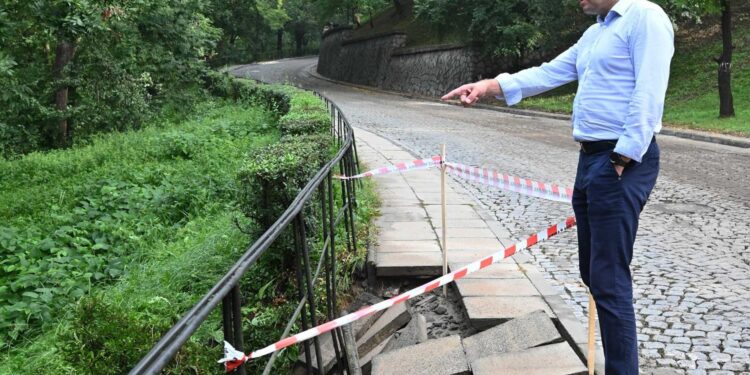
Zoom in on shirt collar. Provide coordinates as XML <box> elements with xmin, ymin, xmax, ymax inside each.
<box><xmin>597</xmin><ymin>0</ymin><xmax>634</xmax><ymax>24</ymax></box>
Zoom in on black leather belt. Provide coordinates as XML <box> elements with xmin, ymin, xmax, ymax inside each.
<box><xmin>579</xmin><ymin>136</ymin><xmax>656</xmax><ymax>154</ymax></box>
<box><xmin>579</xmin><ymin>139</ymin><xmax>617</xmax><ymax>154</ymax></box>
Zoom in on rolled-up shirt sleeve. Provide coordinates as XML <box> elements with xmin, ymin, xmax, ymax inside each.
<box><xmin>614</xmin><ymin>9</ymin><xmax>674</xmax><ymax>162</ymax></box>
<box><xmin>495</xmin><ymin>44</ymin><xmax>579</xmax><ymax>106</ymax></box>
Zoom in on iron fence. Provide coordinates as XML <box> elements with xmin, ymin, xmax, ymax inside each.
<box><xmin>130</xmin><ymin>92</ymin><xmax>361</xmax><ymax>375</ymax></box>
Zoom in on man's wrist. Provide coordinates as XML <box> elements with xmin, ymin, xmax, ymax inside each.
<box><xmin>610</xmin><ymin>152</ymin><xmax>631</xmax><ymax>167</ymax></box>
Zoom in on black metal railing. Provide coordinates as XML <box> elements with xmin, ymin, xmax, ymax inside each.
<box><xmin>130</xmin><ymin>92</ymin><xmax>361</xmax><ymax>375</ymax></box>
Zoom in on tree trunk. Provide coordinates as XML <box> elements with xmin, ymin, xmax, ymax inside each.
<box><xmin>717</xmin><ymin>0</ymin><xmax>734</xmax><ymax>118</ymax></box>
<box><xmin>53</xmin><ymin>39</ymin><xmax>76</xmax><ymax>147</ymax></box>
<box><xmin>276</xmin><ymin>28</ymin><xmax>283</xmax><ymax>59</ymax></box>
<box><xmin>294</xmin><ymin>28</ymin><xmax>305</xmax><ymax>56</ymax></box>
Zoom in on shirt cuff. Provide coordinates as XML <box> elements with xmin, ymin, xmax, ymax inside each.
<box><xmin>495</xmin><ymin>73</ymin><xmax>522</xmax><ymax>106</ymax></box>
<box><xmin>614</xmin><ymin>137</ymin><xmax>647</xmax><ymax>163</ymax></box>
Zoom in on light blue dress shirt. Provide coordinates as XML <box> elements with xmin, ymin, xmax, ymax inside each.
<box><xmin>496</xmin><ymin>0</ymin><xmax>674</xmax><ymax>162</ymax></box>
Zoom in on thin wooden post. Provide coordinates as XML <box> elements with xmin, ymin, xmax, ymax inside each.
<box><xmin>588</xmin><ymin>292</ymin><xmax>597</xmax><ymax>375</ymax></box>
<box><xmin>440</xmin><ymin>144</ymin><xmax>448</xmax><ymax>297</ymax></box>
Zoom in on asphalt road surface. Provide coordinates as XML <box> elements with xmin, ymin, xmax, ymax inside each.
<box><xmin>231</xmin><ymin>57</ymin><xmax>750</xmax><ymax>374</ymax></box>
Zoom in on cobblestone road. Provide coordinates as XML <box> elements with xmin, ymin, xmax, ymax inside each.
<box><xmin>231</xmin><ymin>58</ymin><xmax>750</xmax><ymax>374</ymax></box>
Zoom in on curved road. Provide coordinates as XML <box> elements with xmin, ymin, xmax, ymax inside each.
<box><xmin>231</xmin><ymin>57</ymin><xmax>750</xmax><ymax>374</ymax></box>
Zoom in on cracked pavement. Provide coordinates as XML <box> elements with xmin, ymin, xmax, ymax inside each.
<box><xmin>230</xmin><ymin>57</ymin><xmax>750</xmax><ymax>374</ymax></box>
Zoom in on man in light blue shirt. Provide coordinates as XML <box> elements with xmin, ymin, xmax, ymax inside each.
<box><xmin>442</xmin><ymin>0</ymin><xmax>674</xmax><ymax>373</ymax></box>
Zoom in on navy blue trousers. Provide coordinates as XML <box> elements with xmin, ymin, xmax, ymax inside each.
<box><xmin>572</xmin><ymin>140</ymin><xmax>659</xmax><ymax>375</ymax></box>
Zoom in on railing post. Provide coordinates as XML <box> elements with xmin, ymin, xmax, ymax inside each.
<box><xmin>320</xmin><ymin>182</ymin><xmax>345</xmax><ymax>372</ymax></box>
<box><xmin>296</xmin><ymin>214</ymin><xmax>324</xmax><ymax>374</ymax></box>
<box><xmin>231</xmin><ymin>285</ymin><xmax>247</xmax><ymax>375</ymax></box>
<box><xmin>294</xmin><ymin>221</ymin><xmax>314</xmax><ymax>374</ymax></box>
<box><xmin>222</xmin><ymin>293</ymin><xmax>234</xmax><ymax>357</ymax></box>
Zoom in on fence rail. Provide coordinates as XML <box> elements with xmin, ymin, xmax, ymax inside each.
<box><xmin>130</xmin><ymin>92</ymin><xmax>361</xmax><ymax>375</ymax></box>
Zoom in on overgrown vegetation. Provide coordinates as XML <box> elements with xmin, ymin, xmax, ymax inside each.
<box><xmin>0</xmin><ymin>77</ymin><xmax>378</xmax><ymax>374</ymax></box>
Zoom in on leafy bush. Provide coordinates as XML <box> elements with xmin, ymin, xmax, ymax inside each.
<box><xmin>279</xmin><ymin>111</ymin><xmax>330</xmax><ymax>136</ymax></box>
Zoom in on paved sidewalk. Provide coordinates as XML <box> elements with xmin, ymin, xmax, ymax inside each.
<box><xmin>354</xmin><ymin>127</ymin><xmax>605</xmax><ymax>373</ymax></box>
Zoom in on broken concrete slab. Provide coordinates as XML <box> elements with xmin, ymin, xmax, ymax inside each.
<box><xmin>361</xmin><ymin>335</ymin><xmax>393</xmax><ymax>375</ymax></box>
<box><xmin>357</xmin><ymin>303</ymin><xmax>411</xmax><ymax>358</ymax></box>
<box><xmin>295</xmin><ymin>331</ymin><xmax>339</xmax><ymax>374</ymax></box>
<box><xmin>348</xmin><ymin>293</ymin><xmax>387</xmax><ymax>340</ymax></box>
<box><xmin>455</xmin><ymin>278</ymin><xmax>540</xmax><ymax>297</ymax></box>
<box><xmin>297</xmin><ymin>293</ymin><xmax>386</xmax><ymax>373</ymax></box>
<box><xmin>471</xmin><ymin>342</ymin><xmax>587</xmax><ymax>375</ymax></box>
<box><xmin>463</xmin><ymin>296</ymin><xmax>553</xmax><ymax>330</ymax></box>
<box><xmin>371</xmin><ymin>335</ymin><xmax>470</xmax><ymax>375</ymax></box>
<box><xmin>461</xmin><ymin>310</ymin><xmax>561</xmax><ymax>365</ymax></box>
<box><xmin>381</xmin><ymin>312</ymin><xmax>422</xmax><ymax>353</ymax></box>
<box><xmin>376</xmin><ymin>252</ymin><xmax>443</xmax><ymax>277</ymax></box>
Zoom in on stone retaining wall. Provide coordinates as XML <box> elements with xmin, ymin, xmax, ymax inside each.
<box><xmin>318</xmin><ymin>29</ymin><xmax>558</xmax><ymax>98</ymax></box>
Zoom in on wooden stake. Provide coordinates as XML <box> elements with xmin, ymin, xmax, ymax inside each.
<box><xmin>588</xmin><ymin>292</ymin><xmax>597</xmax><ymax>375</ymax></box>
<box><xmin>440</xmin><ymin>144</ymin><xmax>448</xmax><ymax>297</ymax></box>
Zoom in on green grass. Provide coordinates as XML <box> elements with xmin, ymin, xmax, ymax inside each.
<box><xmin>515</xmin><ymin>18</ymin><xmax>750</xmax><ymax>136</ymax></box>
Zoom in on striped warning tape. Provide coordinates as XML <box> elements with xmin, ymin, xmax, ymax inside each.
<box><xmin>218</xmin><ymin>215</ymin><xmax>577</xmax><ymax>371</ymax></box>
<box><xmin>334</xmin><ymin>155</ymin><xmax>442</xmax><ymax>180</ymax></box>
<box><xmin>445</xmin><ymin>162</ymin><xmax>573</xmax><ymax>203</ymax></box>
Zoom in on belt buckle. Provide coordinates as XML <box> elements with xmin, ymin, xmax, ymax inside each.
<box><xmin>579</xmin><ymin>142</ymin><xmax>588</xmax><ymax>153</ymax></box>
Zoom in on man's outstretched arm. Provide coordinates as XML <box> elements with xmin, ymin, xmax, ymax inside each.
<box><xmin>442</xmin><ymin>43</ymin><xmax>580</xmax><ymax>106</ymax></box>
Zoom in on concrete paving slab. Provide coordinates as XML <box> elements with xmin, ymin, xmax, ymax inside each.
<box><xmin>446</xmin><ymin>249</ymin><xmax>499</xmax><ymax>264</ymax></box>
<box><xmin>449</xmin><ymin>262</ymin><xmax>522</xmax><ymax>279</ymax></box>
<box><xmin>374</xmin><ymin>187</ymin><xmax>414</xmax><ymax>196</ymax></box>
<box><xmin>416</xmin><ymin>194</ymin><xmax>471</xmax><ymax>205</ymax></box>
<box><xmin>376</xmin><ymin>207</ymin><xmax>428</xmax><ymax>222</ymax></box>
<box><xmin>380</xmin><ymin>199</ymin><xmax>422</xmax><ymax>207</ymax></box>
<box><xmin>378</xmin><ymin>230</ymin><xmax>436</xmax><ymax>242</ymax></box>
<box><xmin>425</xmin><ymin>204</ymin><xmax>482</xmax><ymax>219</ymax></box>
<box><xmin>463</xmin><ymin>296</ymin><xmax>554</xmax><ymax>330</ymax></box>
<box><xmin>361</xmin><ymin>335</ymin><xmax>393</xmax><ymax>375</ymax></box>
<box><xmin>357</xmin><ymin>303</ymin><xmax>411</xmax><ymax>358</ymax></box>
<box><xmin>471</xmin><ymin>342</ymin><xmax>587</xmax><ymax>375</ymax></box>
<box><xmin>296</xmin><ymin>330</ymin><xmax>337</xmax><ymax>373</ymax></box>
<box><xmin>432</xmin><ymin>219</ymin><xmax>490</xmax><ymax>228</ymax></box>
<box><xmin>455</xmin><ymin>278</ymin><xmax>540</xmax><ymax>297</ymax></box>
<box><xmin>378</xmin><ymin>222</ymin><xmax>437</xmax><ymax>241</ymax></box>
<box><xmin>447</xmin><ymin>237</ymin><xmax>504</xmax><ymax>250</ymax></box>
<box><xmin>462</xmin><ymin>310</ymin><xmax>562</xmax><ymax>365</ymax></box>
<box><xmin>377</xmin><ymin>240</ymin><xmax>442</xmax><ymax>253</ymax></box>
<box><xmin>441</xmin><ymin>227</ymin><xmax>497</xmax><ymax>238</ymax></box>
<box><xmin>378</xmin><ymin>150</ymin><xmax>417</xmax><ymax>160</ymax></box>
<box><xmin>377</xmin><ymin>252</ymin><xmax>443</xmax><ymax>277</ymax></box>
<box><xmin>371</xmin><ymin>335</ymin><xmax>470</xmax><ymax>375</ymax></box>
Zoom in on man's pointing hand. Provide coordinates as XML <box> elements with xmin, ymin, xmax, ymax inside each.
<box><xmin>440</xmin><ymin>79</ymin><xmax>502</xmax><ymax>107</ymax></box>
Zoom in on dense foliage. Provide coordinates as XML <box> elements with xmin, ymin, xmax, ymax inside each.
<box><xmin>414</xmin><ymin>0</ymin><xmax>589</xmax><ymax>59</ymax></box>
<box><xmin>0</xmin><ymin>0</ymin><xmax>363</xmax><ymax>158</ymax></box>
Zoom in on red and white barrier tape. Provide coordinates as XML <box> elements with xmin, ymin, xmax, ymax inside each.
<box><xmin>445</xmin><ymin>162</ymin><xmax>573</xmax><ymax>203</ymax></box>
<box><xmin>218</xmin><ymin>215</ymin><xmax>577</xmax><ymax>371</ymax></box>
<box><xmin>335</xmin><ymin>155</ymin><xmax>442</xmax><ymax>180</ymax></box>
